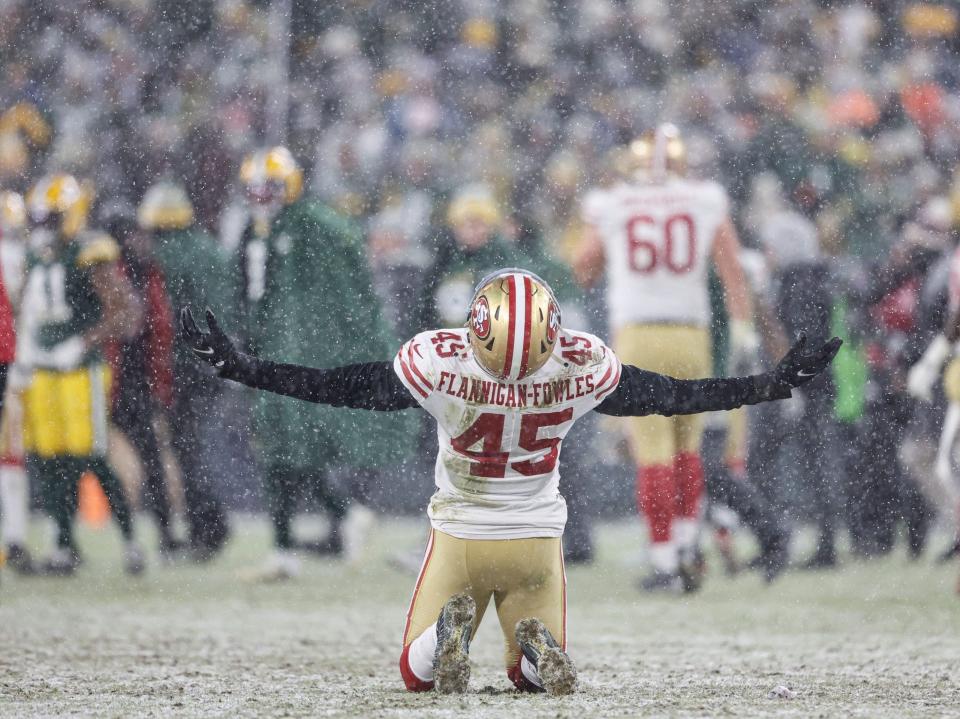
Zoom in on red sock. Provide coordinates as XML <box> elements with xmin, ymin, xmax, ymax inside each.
<box><xmin>399</xmin><ymin>644</ymin><xmax>434</xmax><ymax>692</ymax></box>
<box><xmin>508</xmin><ymin>656</ymin><xmax>543</xmax><ymax>692</ymax></box>
<box><xmin>674</xmin><ymin>452</ymin><xmax>704</xmax><ymax>519</ymax></box>
<box><xmin>637</xmin><ymin>464</ymin><xmax>676</xmax><ymax>543</ymax></box>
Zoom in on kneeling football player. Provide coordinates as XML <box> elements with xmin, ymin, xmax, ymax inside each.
<box><xmin>180</xmin><ymin>268</ymin><xmax>840</xmax><ymax>695</ymax></box>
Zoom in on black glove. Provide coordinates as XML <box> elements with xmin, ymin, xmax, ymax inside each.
<box><xmin>769</xmin><ymin>333</ymin><xmax>843</xmax><ymax>391</ymax></box>
<box><xmin>180</xmin><ymin>307</ymin><xmax>239</xmax><ymax>373</ymax></box>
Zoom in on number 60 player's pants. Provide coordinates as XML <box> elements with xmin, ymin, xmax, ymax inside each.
<box><xmin>399</xmin><ymin>529</ymin><xmax>565</xmax><ymax>691</ymax></box>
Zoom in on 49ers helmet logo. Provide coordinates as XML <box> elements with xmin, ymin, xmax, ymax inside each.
<box><xmin>546</xmin><ymin>301</ymin><xmax>560</xmax><ymax>344</ymax></box>
<box><xmin>472</xmin><ymin>295</ymin><xmax>491</xmax><ymax>339</ymax></box>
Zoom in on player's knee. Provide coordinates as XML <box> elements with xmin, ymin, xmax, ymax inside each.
<box><xmin>399</xmin><ymin>644</ymin><xmax>434</xmax><ymax>692</ymax></box>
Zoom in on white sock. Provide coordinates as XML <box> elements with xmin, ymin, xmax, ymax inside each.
<box><xmin>649</xmin><ymin>541</ymin><xmax>678</xmax><ymax>573</ymax></box>
<box><xmin>673</xmin><ymin>518</ymin><xmax>699</xmax><ymax>553</ymax></box>
<box><xmin>0</xmin><ymin>464</ymin><xmax>29</xmax><ymax>545</ymax></box>
<box><xmin>407</xmin><ymin>622</ymin><xmax>439</xmax><ymax>682</ymax></box>
<box><xmin>520</xmin><ymin>655</ymin><xmax>543</xmax><ymax>688</ymax></box>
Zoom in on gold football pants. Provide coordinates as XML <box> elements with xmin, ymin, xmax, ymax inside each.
<box><xmin>22</xmin><ymin>365</ymin><xmax>111</xmax><ymax>458</ymax></box>
<box><xmin>614</xmin><ymin>324</ymin><xmax>713</xmax><ymax>465</ymax></box>
<box><xmin>402</xmin><ymin>529</ymin><xmax>566</xmax><ymax>670</ymax></box>
<box><xmin>945</xmin><ymin>357</ymin><xmax>960</xmax><ymax>403</ymax></box>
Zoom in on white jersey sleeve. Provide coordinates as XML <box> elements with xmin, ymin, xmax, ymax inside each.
<box><xmin>392</xmin><ymin>327</ymin><xmax>620</xmax><ymax>540</ymax></box>
<box><xmin>393</xmin><ymin>330</ymin><xmax>447</xmax><ymax>401</ymax></box>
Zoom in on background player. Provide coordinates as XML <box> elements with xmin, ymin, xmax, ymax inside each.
<box><xmin>19</xmin><ymin>174</ymin><xmax>145</xmax><ymax>575</ymax></box>
<box><xmin>181</xmin><ymin>267</ymin><xmax>840</xmax><ymax>695</ymax></box>
<box><xmin>235</xmin><ymin>147</ymin><xmax>414</xmax><ymax>579</ymax></box>
<box><xmin>575</xmin><ymin>124</ymin><xmax>759</xmax><ymax>592</ymax></box>
<box><xmin>0</xmin><ymin>190</ymin><xmax>32</xmax><ymax>573</ymax></box>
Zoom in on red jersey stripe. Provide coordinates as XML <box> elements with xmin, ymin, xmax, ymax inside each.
<box><xmin>594</xmin><ymin>362</ymin><xmax>613</xmax><ymax>394</ymax></box>
<box><xmin>596</xmin><ymin>360</ymin><xmax>622</xmax><ymax>400</ymax></box>
<box><xmin>407</xmin><ymin>342</ymin><xmax>433</xmax><ymax>390</ymax></box>
<box><xmin>397</xmin><ymin>350</ymin><xmax>429</xmax><ymax>398</ymax></box>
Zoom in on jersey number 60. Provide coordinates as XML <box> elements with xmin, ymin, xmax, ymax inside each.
<box><xmin>626</xmin><ymin>213</ymin><xmax>696</xmax><ymax>274</ymax></box>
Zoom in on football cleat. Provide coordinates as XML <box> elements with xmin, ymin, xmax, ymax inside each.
<box><xmin>251</xmin><ymin>550</ymin><xmax>301</xmax><ymax>583</ymax></box>
<box><xmin>515</xmin><ymin>618</ymin><xmax>577</xmax><ymax>695</ymax></box>
<box><xmin>678</xmin><ymin>547</ymin><xmax>706</xmax><ymax>593</ymax></box>
<box><xmin>5</xmin><ymin>543</ymin><xmax>36</xmax><ymax>575</ymax></box>
<box><xmin>433</xmin><ymin>593</ymin><xmax>475</xmax><ymax>694</ymax></box>
<box><xmin>937</xmin><ymin>537</ymin><xmax>960</xmax><ymax>563</ymax></box>
<box><xmin>638</xmin><ymin>569</ymin><xmax>684</xmax><ymax>594</ymax></box>
<box><xmin>40</xmin><ymin>547</ymin><xmax>82</xmax><ymax>576</ymax></box>
<box><xmin>124</xmin><ymin>543</ymin><xmax>146</xmax><ymax>576</ymax></box>
<box><xmin>758</xmin><ymin>530</ymin><xmax>790</xmax><ymax>583</ymax></box>
<box><xmin>158</xmin><ymin>537</ymin><xmax>190</xmax><ymax>565</ymax></box>
<box><xmin>800</xmin><ymin>543</ymin><xmax>837</xmax><ymax>570</ymax></box>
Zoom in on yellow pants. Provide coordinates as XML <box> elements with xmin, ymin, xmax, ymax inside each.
<box><xmin>22</xmin><ymin>365</ymin><xmax>111</xmax><ymax>458</ymax></box>
<box><xmin>614</xmin><ymin>324</ymin><xmax>713</xmax><ymax>465</ymax></box>
<box><xmin>945</xmin><ymin>358</ymin><xmax>960</xmax><ymax>403</ymax></box>
<box><xmin>403</xmin><ymin>529</ymin><xmax>565</xmax><ymax>670</ymax></box>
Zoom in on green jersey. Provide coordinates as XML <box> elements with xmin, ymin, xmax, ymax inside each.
<box><xmin>23</xmin><ymin>230</ymin><xmax>119</xmax><ymax>365</ymax></box>
<box><xmin>237</xmin><ymin>200</ymin><xmax>417</xmax><ymax>469</ymax></box>
<box><xmin>152</xmin><ymin>227</ymin><xmax>232</xmax><ymax>369</ymax></box>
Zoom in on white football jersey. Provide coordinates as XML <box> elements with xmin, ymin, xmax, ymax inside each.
<box><xmin>0</xmin><ymin>236</ymin><xmax>26</xmax><ymax>305</ymax></box>
<box><xmin>393</xmin><ymin>327</ymin><xmax>622</xmax><ymax>540</ymax></box>
<box><xmin>582</xmin><ymin>177</ymin><xmax>730</xmax><ymax>329</ymax></box>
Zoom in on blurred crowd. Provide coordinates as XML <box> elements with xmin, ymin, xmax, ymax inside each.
<box><xmin>2</xmin><ymin>0</ymin><xmax>960</xmax><ymax>582</ymax></box>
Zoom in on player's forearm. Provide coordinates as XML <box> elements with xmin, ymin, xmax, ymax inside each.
<box><xmin>713</xmin><ymin>219</ymin><xmax>754</xmax><ymax>321</ymax></box>
<box><xmin>83</xmin><ymin>298</ymin><xmax>141</xmax><ymax>348</ymax></box>
<box><xmin>85</xmin><ymin>266</ymin><xmax>143</xmax><ymax>348</ymax></box>
<box><xmin>595</xmin><ymin>364</ymin><xmax>791</xmax><ymax>417</ymax></box>
<box><xmin>219</xmin><ymin>356</ymin><xmax>419</xmax><ymax>411</ymax></box>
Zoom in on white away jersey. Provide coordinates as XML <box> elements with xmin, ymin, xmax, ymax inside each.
<box><xmin>393</xmin><ymin>327</ymin><xmax>622</xmax><ymax>539</ymax></box>
<box><xmin>582</xmin><ymin>177</ymin><xmax>729</xmax><ymax>329</ymax></box>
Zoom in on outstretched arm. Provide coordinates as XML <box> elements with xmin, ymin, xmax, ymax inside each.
<box><xmin>180</xmin><ymin>307</ymin><xmax>418</xmax><ymax>411</ymax></box>
<box><xmin>596</xmin><ymin>334</ymin><xmax>842</xmax><ymax>417</ymax></box>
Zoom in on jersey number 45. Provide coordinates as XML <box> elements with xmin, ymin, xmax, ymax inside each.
<box><xmin>451</xmin><ymin>408</ymin><xmax>574</xmax><ymax>478</ymax></box>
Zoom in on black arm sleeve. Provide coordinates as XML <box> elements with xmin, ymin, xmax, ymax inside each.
<box><xmin>219</xmin><ymin>355</ymin><xmax>419</xmax><ymax>411</ymax></box>
<box><xmin>595</xmin><ymin>364</ymin><xmax>791</xmax><ymax>417</ymax></box>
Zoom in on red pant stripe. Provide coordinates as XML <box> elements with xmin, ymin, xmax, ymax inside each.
<box><xmin>402</xmin><ymin>529</ymin><xmax>435</xmax><ymax>645</ymax></box>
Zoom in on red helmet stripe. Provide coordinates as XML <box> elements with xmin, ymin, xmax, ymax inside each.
<box><xmin>502</xmin><ymin>274</ymin><xmax>517</xmax><ymax>377</ymax></box>
<box><xmin>517</xmin><ymin>274</ymin><xmax>534</xmax><ymax>377</ymax></box>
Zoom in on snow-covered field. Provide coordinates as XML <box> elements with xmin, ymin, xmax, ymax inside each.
<box><xmin>2</xmin><ymin>517</ymin><xmax>958</xmax><ymax>718</ymax></box>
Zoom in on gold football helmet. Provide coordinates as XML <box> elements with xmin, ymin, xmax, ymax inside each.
<box><xmin>26</xmin><ymin>173</ymin><xmax>92</xmax><ymax>238</ymax></box>
<box><xmin>627</xmin><ymin>123</ymin><xmax>686</xmax><ymax>181</ymax></box>
<box><xmin>240</xmin><ymin>146</ymin><xmax>303</xmax><ymax>205</ymax></box>
<box><xmin>467</xmin><ymin>268</ymin><xmax>561</xmax><ymax>381</ymax></box>
<box><xmin>138</xmin><ymin>181</ymin><xmax>194</xmax><ymax>230</ymax></box>
<box><xmin>0</xmin><ymin>190</ymin><xmax>26</xmax><ymax>234</ymax></box>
